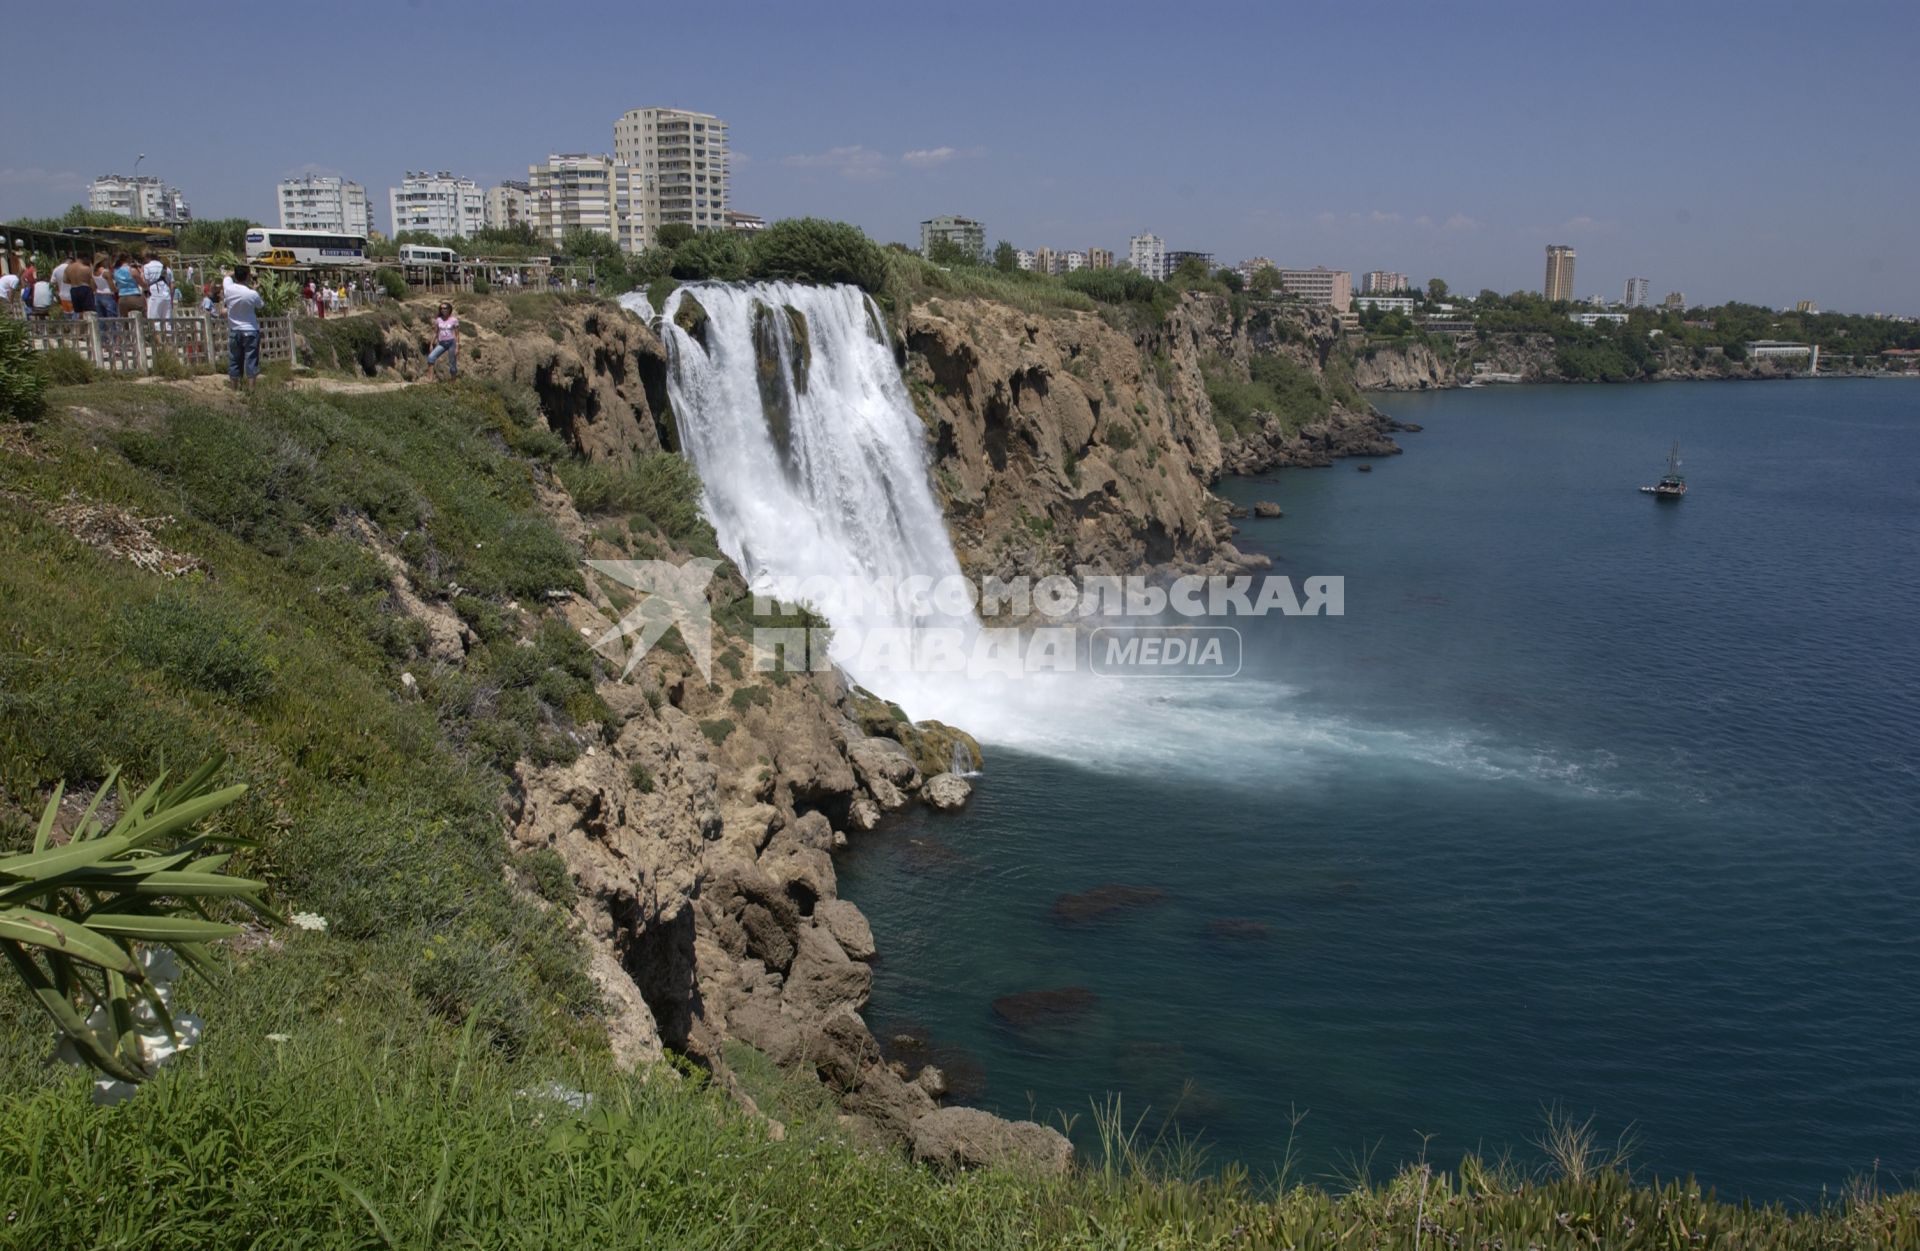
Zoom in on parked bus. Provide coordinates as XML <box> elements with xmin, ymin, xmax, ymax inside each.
<box><xmin>397</xmin><ymin>244</ymin><xmax>460</xmax><ymax>265</ymax></box>
<box><xmin>244</xmin><ymin>227</ymin><xmax>368</xmax><ymax>266</ymax></box>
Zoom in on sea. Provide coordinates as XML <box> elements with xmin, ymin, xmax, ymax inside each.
<box><xmin>836</xmin><ymin>378</ymin><xmax>1920</xmax><ymax>1204</ymax></box>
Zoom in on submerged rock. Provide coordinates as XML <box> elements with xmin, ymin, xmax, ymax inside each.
<box><xmin>1203</xmin><ymin>918</ymin><xmax>1273</xmax><ymax>943</ymax></box>
<box><xmin>910</xmin><ymin>1107</ymin><xmax>1073</xmax><ymax>1176</ymax></box>
<box><xmin>991</xmin><ymin>986</ymin><xmax>1098</xmax><ymax>1032</ymax></box>
<box><xmin>1253</xmin><ymin>501</ymin><xmax>1283</xmax><ymax>518</ymax></box>
<box><xmin>1051</xmin><ymin>884</ymin><xmax>1167</xmax><ymax>924</ymax></box>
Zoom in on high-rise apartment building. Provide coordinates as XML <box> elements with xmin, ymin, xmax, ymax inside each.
<box><xmin>1663</xmin><ymin>291</ymin><xmax>1686</xmax><ymax>312</ymax></box>
<box><xmin>1794</xmin><ymin>299</ymin><xmax>1819</xmax><ymax>314</ymax></box>
<box><xmin>612</xmin><ymin>107</ymin><xmax>729</xmax><ymax>251</ymax></box>
<box><xmin>1362</xmin><ymin>270</ymin><xmax>1410</xmax><ymax>294</ymax></box>
<box><xmin>1127</xmin><ymin>232</ymin><xmax>1166</xmax><ymax>280</ymax></box>
<box><xmin>1543</xmin><ymin>244</ymin><xmax>1577</xmax><ymax>302</ymax></box>
<box><xmin>1165</xmin><ymin>250</ymin><xmax>1215</xmax><ymax>275</ymax></box>
<box><xmin>919</xmin><ymin>215</ymin><xmax>985</xmax><ymax>261</ymax></box>
<box><xmin>1277</xmin><ymin>267</ymin><xmax>1354</xmax><ymax>311</ymax></box>
<box><xmin>88</xmin><ymin>174</ymin><xmax>191</xmax><ymax>222</ymax></box>
<box><xmin>1623</xmin><ymin>276</ymin><xmax>1651</xmax><ymax>308</ymax></box>
<box><xmin>1086</xmin><ymin>247</ymin><xmax>1114</xmax><ymax>270</ymax></box>
<box><xmin>389</xmin><ymin>171</ymin><xmax>484</xmax><ymax>238</ymax></box>
<box><xmin>277</xmin><ymin>175</ymin><xmax>371</xmax><ymax>236</ymax></box>
<box><xmin>485</xmin><ymin>181</ymin><xmax>532</xmax><ymax>232</ymax></box>
<box><xmin>1032</xmin><ymin>246</ymin><xmax>1058</xmax><ymax>276</ymax></box>
<box><xmin>528</xmin><ymin>155</ymin><xmax>631</xmax><ymax>249</ymax></box>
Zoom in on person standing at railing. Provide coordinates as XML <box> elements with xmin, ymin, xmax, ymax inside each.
<box><xmin>143</xmin><ymin>253</ymin><xmax>172</xmax><ymax>322</ymax></box>
<box><xmin>65</xmin><ymin>254</ymin><xmax>95</xmax><ymax>316</ymax></box>
<box><xmin>51</xmin><ymin>254</ymin><xmax>73</xmax><ymax>316</ymax></box>
<box><xmin>0</xmin><ymin>267</ymin><xmax>18</xmax><ymax>317</ymax></box>
<box><xmin>223</xmin><ymin>265</ymin><xmax>264</xmax><ymax>389</ymax></box>
<box><xmin>93</xmin><ymin>258</ymin><xmax>117</xmax><ymax>318</ymax></box>
<box><xmin>426</xmin><ymin>302</ymin><xmax>458</xmax><ymax>380</ymax></box>
<box><xmin>113</xmin><ymin>254</ymin><xmax>145</xmax><ymax>318</ymax></box>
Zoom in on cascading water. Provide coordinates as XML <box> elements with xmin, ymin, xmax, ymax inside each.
<box><xmin>619</xmin><ymin>283</ymin><xmax>1611</xmax><ymax>785</ymax></box>
<box><xmin>625</xmin><ymin>282</ymin><xmax>1025</xmax><ymax>737</ymax></box>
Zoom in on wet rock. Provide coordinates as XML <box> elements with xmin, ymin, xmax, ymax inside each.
<box><xmin>1253</xmin><ymin>501</ymin><xmax>1283</xmax><ymax>518</ymax></box>
<box><xmin>910</xmin><ymin>1107</ymin><xmax>1073</xmax><ymax>1176</ymax></box>
<box><xmin>1051</xmin><ymin>884</ymin><xmax>1166</xmax><ymax>924</ymax></box>
<box><xmin>915</xmin><ymin>1064</ymin><xmax>949</xmax><ymax>1098</ymax></box>
<box><xmin>923</xmin><ymin>772</ymin><xmax>972</xmax><ymax>810</ymax></box>
<box><xmin>1357</xmin><ymin>463</ymin><xmax>1373</xmax><ymax>472</ymax></box>
<box><xmin>847</xmin><ymin>796</ymin><xmax>882</xmax><ymax>832</ymax></box>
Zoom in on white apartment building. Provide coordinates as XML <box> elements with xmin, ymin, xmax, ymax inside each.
<box><xmin>485</xmin><ymin>181</ymin><xmax>532</xmax><ymax>232</ymax></box>
<box><xmin>277</xmin><ymin>175</ymin><xmax>371</xmax><ymax>236</ymax></box>
<box><xmin>1063</xmin><ymin>251</ymin><xmax>1088</xmax><ymax>272</ymax></box>
<box><xmin>1278</xmin><ymin>267</ymin><xmax>1354</xmax><ymax>311</ymax></box>
<box><xmin>1361</xmin><ymin>270</ymin><xmax>1410</xmax><ymax>294</ymax></box>
<box><xmin>1623</xmin><ymin>276</ymin><xmax>1651</xmax><ymax>308</ymax></box>
<box><xmin>528</xmin><ymin>154</ymin><xmax>627</xmax><ymax>249</ymax></box>
<box><xmin>612</xmin><ymin>106</ymin><xmax>729</xmax><ymax>252</ymax></box>
<box><xmin>1014</xmin><ymin>249</ymin><xmax>1037</xmax><ymax>272</ymax></box>
<box><xmin>1127</xmin><ymin>232</ymin><xmax>1166</xmax><ymax>280</ymax></box>
<box><xmin>388</xmin><ymin>171</ymin><xmax>484</xmax><ymax>239</ymax></box>
<box><xmin>1355</xmin><ymin>295</ymin><xmax>1415</xmax><ymax>313</ymax></box>
<box><xmin>1569</xmin><ymin>311</ymin><xmax>1630</xmax><ymax>327</ymax></box>
<box><xmin>88</xmin><ymin>174</ymin><xmax>191</xmax><ymax>222</ymax></box>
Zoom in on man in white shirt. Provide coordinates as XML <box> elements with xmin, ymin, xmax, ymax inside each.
<box><xmin>223</xmin><ymin>266</ymin><xmax>265</xmax><ymax>388</ymax></box>
<box><xmin>0</xmin><ymin>269</ymin><xmax>19</xmax><ymax>314</ymax></box>
<box><xmin>50</xmin><ymin>255</ymin><xmax>72</xmax><ymax>314</ymax></box>
<box><xmin>142</xmin><ymin>253</ymin><xmax>173</xmax><ymax>322</ymax></box>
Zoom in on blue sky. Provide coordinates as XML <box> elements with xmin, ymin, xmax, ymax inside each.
<box><xmin>5</xmin><ymin>0</ymin><xmax>1914</xmax><ymax>312</ymax></box>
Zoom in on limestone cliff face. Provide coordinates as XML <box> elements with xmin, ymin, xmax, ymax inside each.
<box><xmin>1351</xmin><ymin>340</ymin><xmax>1457</xmax><ymax>390</ymax></box>
<box><xmin>900</xmin><ymin>293</ymin><xmax>1400</xmax><ymax>581</ymax></box>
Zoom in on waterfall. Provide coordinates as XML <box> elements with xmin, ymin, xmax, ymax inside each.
<box><xmin>623</xmin><ymin>282</ymin><xmax>1008</xmax><ymax>734</ymax></box>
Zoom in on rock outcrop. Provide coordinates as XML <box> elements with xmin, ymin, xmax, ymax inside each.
<box><xmin>909</xmin><ymin>1107</ymin><xmax>1074</xmax><ymax>1175</ymax></box>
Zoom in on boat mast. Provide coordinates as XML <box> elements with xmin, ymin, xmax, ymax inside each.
<box><xmin>1668</xmin><ymin>441</ymin><xmax>1682</xmax><ymax>477</ymax></box>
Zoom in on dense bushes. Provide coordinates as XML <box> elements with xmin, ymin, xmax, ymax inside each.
<box><xmin>0</xmin><ymin>317</ymin><xmax>47</xmax><ymax>420</ymax></box>
<box><xmin>1205</xmin><ymin>351</ymin><xmax>1347</xmax><ymax>438</ymax></box>
<box><xmin>558</xmin><ymin>451</ymin><xmax>712</xmax><ymax>546</ymax></box>
<box><xmin>647</xmin><ymin>217</ymin><xmax>891</xmax><ymax>294</ymax></box>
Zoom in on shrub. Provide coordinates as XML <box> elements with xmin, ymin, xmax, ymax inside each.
<box><xmin>668</xmin><ymin>231</ymin><xmax>753</xmax><ymax>282</ymax></box>
<box><xmin>749</xmin><ymin>217</ymin><xmax>890</xmax><ymax>292</ymax></box>
<box><xmin>698</xmin><ymin>718</ymin><xmax>734</xmax><ymax>746</ymax></box>
<box><xmin>376</xmin><ymin>268</ymin><xmax>409</xmax><ymax>301</ymax></box>
<box><xmin>629</xmin><ymin>762</ymin><xmax>655</xmax><ymax>793</ymax></box>
<box><xmin>0</xmin><ymin>316</ymin><xmax>47</xmax><ymax>419</ymax></box>
<box><xmin>520</xmin><ymin>847</ymin><xmax>577</xmax><ymax>908</ymax></box>
<box><xmin>558</xmin><ymin>452</ymin><xmax>710</xmax><ymax>542</ymax></box>
<box><xmin>37</xmin><ymin>346</ymin><xmax>97</xmax><ymax>387</ymax></box>
<box><xmin>472</xmin><ymin>275</ymin><xmax>492</xmax><ymax>295</ymax></box>
<box><xmin>123</xmin><ymin>591</ymin><xmax>280</xmax><ymax>704</ymax></box>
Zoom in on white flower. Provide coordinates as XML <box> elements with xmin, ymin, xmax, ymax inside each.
<box><xmin>290</xmin><ymin>911</ymin><xmax>328</xmax><ymax>932</ymax></box>
<box><xmin>265</xmin><ymin>1033</ymin><xmax>292</xmax><ymax>1043</ymax></box>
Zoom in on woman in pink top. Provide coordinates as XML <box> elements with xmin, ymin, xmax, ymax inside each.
<box><xmin>426</xmin><ymin>302</ymin><xmax>459</xmax><ymax>380</ymax></box>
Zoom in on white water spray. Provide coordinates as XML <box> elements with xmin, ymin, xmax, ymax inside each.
<box><xmin>619</xmin><ymin>284</ymin><xmax>1617</xmax><ymax>790</ymax></box>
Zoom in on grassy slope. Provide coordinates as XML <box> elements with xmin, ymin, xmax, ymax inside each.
<box><xmin>0</xmin><ymin>370</ymin><xmax>1914</xmax><ymax>1247</ymax></box>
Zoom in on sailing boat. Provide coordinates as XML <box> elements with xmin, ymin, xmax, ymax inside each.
<box><xmin>1639</xmin><ymin>441</ymin><xmax>1687</xmax><ymax>500</ymax></box>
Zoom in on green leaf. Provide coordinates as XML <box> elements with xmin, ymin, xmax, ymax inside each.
<box><xmin>0</xmin><ymin>908</ymin><xmax>140</xmax><ymax>973</ymax></box>
<box><xmin>31</xmin><ymin>780</ymin><xmax>65</xmax><ymax>854</ymax></box>
<box><xmin>83</xmin><ymin>915</ymin><xmax>241</xmax><ymax>943</ymax></box>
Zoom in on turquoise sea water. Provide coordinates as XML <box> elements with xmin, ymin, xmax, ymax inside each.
<box><xmin>837</xmin><ymin>379</ymin><xmax>1920</xmax><ymax>1203</ymax></box>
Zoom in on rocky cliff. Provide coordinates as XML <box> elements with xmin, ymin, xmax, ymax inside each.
<box><xmin>900</xmin><ymin>293</ymin><xmax>1400</xmax><ymax>582</ymax></box>
<box><xmin>300</xmin><ymin>285</ymin><xmax>1404</xmax><ymax>1161</ymax></box>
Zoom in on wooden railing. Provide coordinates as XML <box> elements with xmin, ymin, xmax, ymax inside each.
<box><xmin>11</xmin><ymin>311</ymin><xmax>296</xmax><ymax>376</ymax></box>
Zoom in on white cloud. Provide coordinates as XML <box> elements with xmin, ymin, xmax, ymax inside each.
<box><xmin>1365</xmin><ymin>209</ymin><xmax>1402</xmax><ymax>224</ymax></box>
<box><xmin>1442</xmin><ymin>213</ymin><xmax>1482</xmax><ymax>232</ymax></box>
<box><xmin>781</xmin><ymin>145</ymin><xmax>890</xmax><ymax>181</ymax></box>
<box><xmin>902</xmin><ymin>146</ymin><xmax>958</xmax><ymax>169</ymax></box>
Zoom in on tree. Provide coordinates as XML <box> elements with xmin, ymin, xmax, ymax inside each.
<box><xmin>654</xmin><ymin>223</ymin><xmax>696</xmax><ymax>251</ymax></box>
<box><xmin>925</xmin><ymin>236</ymin><xmax>970</xmax><ymax>267</ymax></box>
<box><xmin>1215</xmin><ymin>267</ymin><xmax>1245</xmax><ymax>293</ymax></box>
<box><xmin>992</xmin><ymin>240</ymin><xmax>1018</xmax><ymax>273</ymax></box>
<box><xmin>1427</xmin><ymin>277</ymin><xmax>1449</xmax><ymax>301</ymax></box>
<box><xmin>1250</xmin><ymin>265</ymin><xmax>1283</xmax><ymax>296</ymax></box>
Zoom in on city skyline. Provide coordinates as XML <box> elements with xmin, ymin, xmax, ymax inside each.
<box><xmin>2</xmin><ymin>1</ymin><xmax>1914</xmax><ymax>314</ymax></box>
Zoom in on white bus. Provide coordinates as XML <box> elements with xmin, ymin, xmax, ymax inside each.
<box><xmin>397</xmin><ymin>244</ymin><xmax>460</xmax><ymax>265</ymax></box>
<box><xmin>244</xmin><ymin>227</ymin><xmax>369</xmax><ymax>266</ymax></box>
